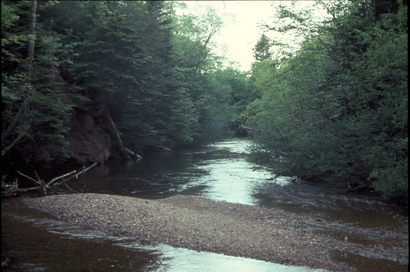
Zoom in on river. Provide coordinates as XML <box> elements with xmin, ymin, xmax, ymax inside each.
<box><xmin>1</xmin><ymin>138</ymin><xmax>408</xmax><ymax>271</ymax></box>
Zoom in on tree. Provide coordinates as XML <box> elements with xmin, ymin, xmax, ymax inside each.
<box><xmin>2</xmin><ymin>0</ymin><xmax>37</xmax><ymax>157</ymax></box>
<box><xmin>2</xmin><ymin>0</ymin><xmax>75</xmax><ymax>162</ymax></box>
<box><xmin>253</xmin><ymin>34</ymin><xmax>272</xmax><ymax>61</ymax></box>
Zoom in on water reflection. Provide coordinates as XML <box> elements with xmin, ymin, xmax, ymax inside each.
<box><xmin>140</xmin><ymin>245</ymin><xmax>327</xmax><ymax>272</ymax></box>
<box><xmin>206</xmin><ymin>139</ymin><xmax>254</xmax><ymax>154</ymax></box>
<box><xmin>72</xmin><ymin>139</ymin><xmax>290</xmax><ymax>204</ymax></box>
<box><xmin>189</xmin><ymin>158</ymin><xmax>273</xmax><ymax>204</ymax></box>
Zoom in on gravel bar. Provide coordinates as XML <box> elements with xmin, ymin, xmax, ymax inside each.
<box><xmin>22</xmin><ymin>193</ymin><xmax>360</xmax><ymax>271</ymax></box>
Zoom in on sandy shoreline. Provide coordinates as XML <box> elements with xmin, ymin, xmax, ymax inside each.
<box><xmin>20</xmin><ymin>193</ymin><xmax>406</xmax><ymax>271</ymax></box>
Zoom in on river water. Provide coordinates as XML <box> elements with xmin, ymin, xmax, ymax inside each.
<box><xmin>2</xmin><ymin>138</ymin><xmax>408</xmax><ymax>271</ymax></box>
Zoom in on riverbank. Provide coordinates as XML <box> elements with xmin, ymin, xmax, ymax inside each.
<box><xmin>21</xmin><ymin>193</ymin><xmax>408</xmax><ymax>271</ymax></box>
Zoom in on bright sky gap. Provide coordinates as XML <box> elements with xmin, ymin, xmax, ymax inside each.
<box><xmin>177</xmin><ymin>1</ymin><xmax>328</xmax><ymax>71</ymax></box>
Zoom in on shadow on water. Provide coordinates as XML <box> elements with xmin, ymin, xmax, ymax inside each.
<box><xmin>1</xmin><ymin>201</ymin><xmax>160</xmax><ymax>272</ymax></box>
<box><xmin>2</xmin><ymin>138</ymin><xmax>408</xmax><ymax>271</ymax></box>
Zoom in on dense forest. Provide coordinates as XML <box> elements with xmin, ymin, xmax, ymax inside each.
<box><xmin>246</xmin><ymin>0</ymin><xmax>407</xmax><ymax>203</ymax></box>
<box><xmin>2</xmin><ymin>1</ymin><xmax>255</xmax><ymax>162</ymax></box>
<box><xmin>1</xmin><ymin>0</ymin><xmax>407</xmax><ymax>204</ymax></box>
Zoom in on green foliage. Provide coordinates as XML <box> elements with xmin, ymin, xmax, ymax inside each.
<box><xmin>246</xmin><ymin>0</ymin><xmax>408</xmax><ymax>200</ymax></box>
<box><xmin>32</xmin><ymin>0</ymin><xmax>229</xmax><ymax>151</ymax></box>
<box><xmin>253</xmin><ymin>34</ymin><xmax>272</xmax><ymax>61</ymax></box>
<box><xmin>1</xmin><ymin>0</ymin><xmax>77</xmax><ymax>162</ymax></box>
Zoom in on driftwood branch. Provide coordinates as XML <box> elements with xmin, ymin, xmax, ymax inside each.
<box><xmin>47</xmin><ymin>170</ymin><xmax>77</xmax><ymax>187</ymax></box>
<box><xmin>50</xmin><ymin>162</ymin><xmax>97</xmax><ymax>187</ymax></box>
<box><xmin>17</xmin><ymin>171</ymin><xmax>41</xmax><ymax>185</ymax></box>
<box><xmin>64</xmin><ymin>184</ymin><xmax>80</xmax><ymax>193</ymax></box>
<box><xmin>34</xmin><ymin>170</ymin><xmax>41</xmax><ymax>181</ymax></box>
<box><xmin>9</xmin><ymin>162</ymin><xmax>98</xmax><ymax>196</ymax></box>
<box><xmin>17</xmin><ymin>186</ymin><xmax>41</xmax><ymax>192</ymax></box>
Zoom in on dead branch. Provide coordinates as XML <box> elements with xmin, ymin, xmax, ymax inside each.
<box><xmin>34</xmin><ymin>170</ymin><xmax>41</xmax><ymax>181</ymax></box>
<box><xmin>49</xmin><ymin>162</ymin><xmax>97</xmax><ymax>187</ymax></box>
<box><xmin>64</xmin><ymin>184</ymin><xmax>80</xmax><ymax>193</ymax></box>
<box><xmin>46</xmin><ymin>170</ymin><xmax>77</xmax><ymax>187</ymax></box>
<box><xmin>13</xmin><ymin>162</ymin><xmax>98</xmax><ymax>196</ymax></box>
<box><xmin>17</xmin><ymin>186</ymin><xmax>41</xmax><ymax>192</ymax></box>
<box><xmin>17</xmin><ymin>171</ymin><xmax>42</xmax><ymax>185</ymax></box>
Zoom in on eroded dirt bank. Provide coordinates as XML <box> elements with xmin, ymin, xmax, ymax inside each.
<box><xmin>22</xmin><ymin>193</ymin><xmax>408</xmax><ymax>271</ymax></box>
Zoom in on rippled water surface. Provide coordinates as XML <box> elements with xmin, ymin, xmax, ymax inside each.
<box><xmin>2</xmin><ymin>138</ymin><xmax>408</xmax><ymax>271</ymax></box>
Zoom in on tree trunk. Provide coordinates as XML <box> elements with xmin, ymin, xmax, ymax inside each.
<box><xmin>27</xmin><ymin>0</ymin><xmax>37</xmax><ymax>68</ymax></box>
<box><xmin>102</xmin><ymin>109</ymin><xmax>142</xmax><ymax>160</ymax></box>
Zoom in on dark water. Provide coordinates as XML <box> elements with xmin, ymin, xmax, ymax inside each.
<box><xmin>2</xmin><ymin>139</ymin><xmax>408</xmax><ymax>271</ymax></box>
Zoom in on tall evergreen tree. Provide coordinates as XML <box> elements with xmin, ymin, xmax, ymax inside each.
<box><xmin>253</xmin><ymin>34</ymin><xmax>272</xmax><ymax>61</ymax></box>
